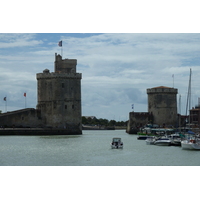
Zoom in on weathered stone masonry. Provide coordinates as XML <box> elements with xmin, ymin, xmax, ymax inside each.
<box><xmin>127</xmin><ymin>86</ymin><xmax>178</xmax><ymax>133</ymax></box>
<box><xmin>36</xmin><ymin>53</ymin><xmax>82</xmax><ymax>131</ymax></box>
<box><xmin>0</xmin><ymin>53</ymin><xmax>82</xmax><ymax>134</ymax></box>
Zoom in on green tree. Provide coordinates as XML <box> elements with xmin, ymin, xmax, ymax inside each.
<box><xmin>82</xmin><ymin>116</ymin><xmax>87</xmax><ymax>124</ymax></box>
<box><xmin>109</xmin><ymin>120</ymin><xmax>116</xmax><ymax>126</ymax></box>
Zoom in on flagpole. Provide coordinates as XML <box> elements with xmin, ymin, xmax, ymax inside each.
<box><xmin>172</xmin><ymin>74</ymin><xmax>174</xmax><ymax>88</ymax></box>
<box><xmin>5</xmin><ymin>96</ymin><xmax>7</xmax><ymax>112</ymax></box>
<box><xmin>4</xmin><ymin>96</ymin><xmax>7</xmax><ymax>112</ymax></box>
<box><xmin>24</xmin><ymin>92</ymin><xmax>26</xmax><ymax>108</ymax></box>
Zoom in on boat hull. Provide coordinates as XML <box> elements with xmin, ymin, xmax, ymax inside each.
<box><xmin>138</xmin><ymin>136</ymin><xmax>153</xmax><ymax>140</ymax></box>
<box><xmin>111</xmin><ymin>145</ymin><xmax>123</xmax><ymax>149</ymax></box>
<box><xmin>145</xmin><ymin>137</ymin><xmax>156</xmax><ymax>145</ymax></box>
<box><xmin>181</xmin><ymin>140</ymin><xmax>200</xmax><ymax>150</ymax></box>
<box><xmin>154</xmin><ymin>142</ymin><xmax>171</xmax><ymax>146</ymax></box>
<box><xmin>170</xmin><ymin>139</ymin><xmax>182</xmax><ymax>146</ymax></box>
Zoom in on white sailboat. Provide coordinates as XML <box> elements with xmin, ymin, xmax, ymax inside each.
<box><xmin>181</xmin><ymin>68</ymin><xmax>200</xmax><ymax>150</ymax></box>
<box><xmin>181</xmin><ymin>137</ymin><xmax>200</xmax><ymax>150</ymax></box>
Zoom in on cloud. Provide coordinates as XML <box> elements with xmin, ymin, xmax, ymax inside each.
<box><xmin>1</xmin><ymin>33</ymin><xmax>200</xmax><ymax>120</ymax></box>
<box><xmin>0</xmin><ymin>33</ymin><xmax>43</xmax><ymax>48</ymax></box>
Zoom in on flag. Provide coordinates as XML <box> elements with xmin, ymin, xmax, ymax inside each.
<box><xmin>3</xmin><ymin>97</ymin><xmax>6</xmax><ymax>101</ymax></box>
<box><xmin>132</xmin><ymin>104</ymin><xmax>134</xmax><ymax>109</ymax></box>
<box><xmin>24</xmin><ymin>92</ymin><xmax>26</xmax><ymax>97</ymax></box>
<box><xmin>58</xmin><ymin>40</ymin><xmax>62</xmax><ymax>47</ymax></box>
<box><xmin>172</xmin><ymin>74</ymin><xmax>174</xmax><ymax>78</ymax></box>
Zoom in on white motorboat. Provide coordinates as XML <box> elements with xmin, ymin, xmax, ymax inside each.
<box><xmin>154</xmin><ymin>136</ymin><xmax>171</xmax><ymax>146</ymax></box>
<box><xmin>169</xmin><ymin>133</ymin><xmax>182</xmax><ymax>146</ymax></box>
<box><xmin>111</xmin><ymin>138</ymin><xmax>123</xmax><ymax>149</ymax></box>
<box><xmin>145</xmin><ymin>136</ymin><xmax>156</xmax><ymax>145</ymax></box>
<box><xmin>181</xmin><ymin>139</ymin><xmax>200</xmax><ymax>150</ymax></box>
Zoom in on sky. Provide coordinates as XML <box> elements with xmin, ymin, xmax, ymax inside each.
<box><xmin>1</xmin><ymin>0</ymin><xmax>200</xmax><ymax>122</ymax></box>
<box><xmin>1</xmin><ymin>33</ymin><xmax>200</xmax><ymax>121</ymax></box>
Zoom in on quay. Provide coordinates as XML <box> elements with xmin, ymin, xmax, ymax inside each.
<box><xmin>0</xmin><ymin>128</ymin><xmax>82</xmax><ymax>136</ymax></box>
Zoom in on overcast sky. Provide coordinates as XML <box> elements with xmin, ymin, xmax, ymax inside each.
<box><xmin>1</xmin><ymin>33</ymin><xmax>200</xmax><ymax>120</ymax></box>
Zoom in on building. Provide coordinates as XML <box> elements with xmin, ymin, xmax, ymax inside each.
<box><xmin>0</xmin><ymin>53</ymin><xmax>82</xmax><ymax>135</ymax></box>
<box><xmin>189</xmin><ymin>106</ymin><xmax>200</xmax><ymax>127</ymax></box>
<box><xmin>127</xmin><ymin>86</ymin><xmax>178</xmax><ymax>133</ymax></box>
<box><xmin>147</xmin><ymin>86</ymin><xmax>178</xmax><ymax>126</ymax></box>
<box><xmin>36</xmin><ymin>53</ymin><xmax>82</xmax><ymax>130</ymax></box>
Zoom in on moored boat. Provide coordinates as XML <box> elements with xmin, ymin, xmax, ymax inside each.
<box><xmin>145</xmin><ymin>136</ymin><xmax>156</xmax><ymax>145</ymax></box>
<box><xmin>169</xmin><ymin>133</ymin><xmax>182</xmax><ymax>146</ymax></box>
<box><xmin>181</xmin><ymin>139</ymin><xmax>200</xmax><ymax>150</ymax></box>
<box><xmin>137</xmin><ymin>135</ymin><xmax>153</xmax><ymax>140</ymax></box>
<box><xmin>154</xmin><ymin>136</ymin><xmax>171</xmax><ymax>146</ymax></box>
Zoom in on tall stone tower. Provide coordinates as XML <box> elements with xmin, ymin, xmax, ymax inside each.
<box><xmin>147</xmin><ymin>86</ymin><xmax>178</xmax><ymax>126</ymax></box>
<box><xmin>36</xmin><ymin>53</ymin><xmax>82</xmax><ymax>134</ymax></box>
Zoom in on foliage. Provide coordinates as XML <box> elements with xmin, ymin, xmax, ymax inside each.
<box><xmin>82</xmin><ymin>116</ymin><xmax>127</xmax><ymax>127</ymax></box>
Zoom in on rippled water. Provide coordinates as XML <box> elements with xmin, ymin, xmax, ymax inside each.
<box><xmin>0</xmin><ymin>130</ymin><xmax>200</xmax><ymax>166</ymax></box>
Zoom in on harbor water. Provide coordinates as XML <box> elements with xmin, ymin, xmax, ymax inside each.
<box><xmin>0</xmin><ymin>129</ymin><xmax>200</xmax><ymax>166</ymax></box>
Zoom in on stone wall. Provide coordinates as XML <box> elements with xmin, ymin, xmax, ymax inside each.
<box><xmin>0</xmin><ymin>108</ymin><xmax>42</xmax><ymax>128</ymax></box>
<box><xmin>126</xmin><ymin>112</ymin><xmax>153</xmax><ymax>134</ymax></box>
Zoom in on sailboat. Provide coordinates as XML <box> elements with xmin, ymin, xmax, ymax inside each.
<box><xmin>181</xmin><ymin>69</ymin><xmax>200</xmax><ymax>150</ymax></box>
<box><xmin>181</xmin><ymin>134</ymin><xmax>200</xmax><ymax>150</ymax></box>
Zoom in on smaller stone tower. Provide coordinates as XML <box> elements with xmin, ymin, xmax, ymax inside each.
<box><xmin>36</xmin><ymin>53</ymin><xmax>82</xmax><ymax>134</ymax></box>
<box><xmin>147</xmin><ymin>86</ymin><xmax>178</xmax><ymax>126</ymax></box>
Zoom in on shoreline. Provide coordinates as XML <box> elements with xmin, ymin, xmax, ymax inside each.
<box><xmin>0</xmin><ymin>128</ymin><xmax>82</xmax><ymax>136</ymax></box>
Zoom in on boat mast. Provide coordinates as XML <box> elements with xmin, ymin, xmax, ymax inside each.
<box><xmin>185</xmin><ymin>68</ymin><xmax>192</xmax><ymax>125</ymax></box>
<box><xmin>179</xmin><ymin>94</ymin><xmax>181</xmax><ymax>115</ymax></box>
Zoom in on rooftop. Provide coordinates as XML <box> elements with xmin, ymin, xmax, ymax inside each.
<box><xmin>152</xmin><ymin>86</ymin><xmax>172</xmax><ymax>89</ymax></box>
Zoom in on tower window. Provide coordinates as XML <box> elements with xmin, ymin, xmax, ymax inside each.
<box><xmin>62</xmin><ymin>83</ymin><xmax>64</xmax><ymax>88</ymax></box>
<box><xmin>72</xmin><ymin>105</ymin><xmax>74</xmax><ymax>109</ymax></box>
<box><xmin>65</xmin><ymin>105</ymin><xmax>67</xmax><ymax>109</ymax></box>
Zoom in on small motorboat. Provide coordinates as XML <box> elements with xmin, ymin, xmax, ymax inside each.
<box><xmin>111</xmin><ymin>138</ymin><xmax>123</xmax><ymax>149</ymax></box>
<box><xmin>169</xmin><ymin>134</ymin><xmax>182</xmax><ymax>146</ymax></box>
<box><xmin>145</xmin><ymin>136</ymin><xmax>156</xmax><ymax>145</ymax></box>
<box><xmin>154</xmin><ymin>136</ymin><xmax>171</xmax><ymax>146</ymax></box>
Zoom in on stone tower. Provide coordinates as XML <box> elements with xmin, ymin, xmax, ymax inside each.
<box><xmin>147</xmin><ymin>86</ymin><xmax>178</xmax><ymax>126</ymax></box>
<box><xmin>36</xmin><ymin>53</ymin><xmax>82</xmax><ymax>134</ymax></box>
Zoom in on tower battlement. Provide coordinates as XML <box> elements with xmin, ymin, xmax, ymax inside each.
<box><xmin>54</xmin><ymin>53</ymin><xmax>77</xmax><ymax>73</ymax></box>
<box><xmin>147</xmin><ymin>86</ymin><xmax>177</xmax><ymax>94</ymax></box>
<box><xmin>36</xmin><ymin>71</ymin><xmax>82</xmax><ymax>80</ymax></box>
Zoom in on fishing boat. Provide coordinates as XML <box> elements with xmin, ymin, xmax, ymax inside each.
<box><xmin>111</xmin><ymin>138</ymin><xmax>123</xmax><ymax>149</ymax></box>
